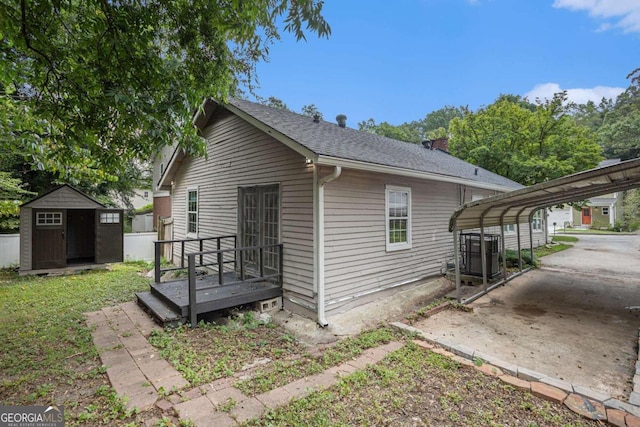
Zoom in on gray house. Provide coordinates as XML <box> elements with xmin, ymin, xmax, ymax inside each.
<box><xmin>19</xmin><ymin>185</ymin><xmax>124</xmax><ymax>274</ymax></box>
<box><xmin>156</xmin><ymin>98</ymin><xmax>544</xmax><ymax>325</ymax></box>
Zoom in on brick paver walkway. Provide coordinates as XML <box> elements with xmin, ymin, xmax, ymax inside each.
<box><xmin>84</xmin><ymin>301</ymin><xmax>189</xmax><ymax>410</ymax></box>
<box><xmin>85</xmin><ymin>302</ymin><xmax>640</xmax><ymax>426</ymax></box>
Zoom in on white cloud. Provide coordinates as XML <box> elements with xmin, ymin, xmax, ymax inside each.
<box><xmin>553</xmin><ymin>0</ymin><xmax>640</xmax><ymax>33</ymax></box>
<box><xmin>524</xmin><ymin>82</ymin><xmax>625</xmax><ymax>104</ymax></box>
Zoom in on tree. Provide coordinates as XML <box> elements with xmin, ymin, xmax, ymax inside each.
<box><xmin>263</xmin><ymin>96</ymin><xmax>291</xmax><ymax>111</ymax></box>
<box><xmin>449</xmin><ymin>93</ymin><xmax>602</xmax><ymax>185</ymax></box>
<box><xmin>358</xmin><ymin>105</ymin><xmax>463</xmax><ymax>144</ymax></box>
<box><xmin>0</xmin><ymin>172</ymin><xmax>34</xmax><ymax>232</ymax></box>
<box><xmin>0</xmin><ymin>0</ymin><xmax>330</xmax><ymax>185</ymax></box>
<box><xmin>301</xmin><ymin>104</ymin><xmax>323</xmax><ymax>120</ymax></box>
<box><xmin>598</xmin><ymin>68</ymin><xmax>640</xmax><ymax>160</ymax></box>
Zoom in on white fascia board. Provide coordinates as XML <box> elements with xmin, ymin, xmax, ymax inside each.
<box><xmin>157</xmin><ymin>146</ymin><xmax>183</xmax><ymax>189</ymax></box>
<box><xmin>316</xmin><ymin>155</ymin><xmax>516</xmax><ymax>193</ymax></box>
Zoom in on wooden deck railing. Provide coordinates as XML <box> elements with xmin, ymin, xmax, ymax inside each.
<box><xmin>186</xmin><ymin>243</ymin><xmax>284</xmax><ymax>327</ymax></box>
<box><xmin>153</xmin><ymin>235</ymin><xmax>237</xmax><ymax>283</ymax></box>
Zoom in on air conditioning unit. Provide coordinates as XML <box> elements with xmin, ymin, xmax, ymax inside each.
<box><xmin>460</xmin><ymin>233</ymin><xmax>499</xmax><ymax>277</ymax></box>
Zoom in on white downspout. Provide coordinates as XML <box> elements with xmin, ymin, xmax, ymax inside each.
<box><xmin>314</xmin><ymin>165</ymin><xmax>342</xmax><ymax>327</ymax></box>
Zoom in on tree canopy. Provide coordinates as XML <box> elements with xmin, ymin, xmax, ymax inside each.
<box><xmin>358</xmin><ymin>106</ymin><xmax>463</xmax><ymax>143</ymax></box>
<box><xmin>448</xmin><ymin>93</ymin><xmax>602</xmax><ymax>185</ymax></box>
<box><xmin>0</xmin><ymin>0</ymin><xmax>330</xmax><ymax>185</ymax></box>
<box><xmin>598</xmin><ymin>68</ymin><xmax>640</xmax><ymax>160</ymax></box>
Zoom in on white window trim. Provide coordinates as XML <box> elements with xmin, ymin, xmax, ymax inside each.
<box><xmin>532</xmin><ymin>211</ymin><xmax>542</xmax><ymax>232</ymax></box>
<box><xmin>36</xmin><ymin>211</ymin><xmax>62</xmax><ymax>226</ymax></box>
<box><xmin>100</xmin><ymin>212</ymin><xmax>120</xmax><ymax>224</ymax></box>
<box><xmin>601</xmin><ymin>206</ymin><xmax>609</xmax><ymax>215</ymax></box>
<box><xmin>385</xmin><ymin>185</ymin><xmax>412</xmax><ymax>252</ymax></box>
<box><xmin>503</xmin><ymin>223</ymin><xmax>516</xmax><ymax>234</ymax></box>
<box><xmin>186</xmin><ymin>186</ymin><xmax>199</xmax><ymax>238</ymax></box>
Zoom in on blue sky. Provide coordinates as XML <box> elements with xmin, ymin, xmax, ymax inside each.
<box><xmin>247</xmin><ymin>0</ymin><xmax>639</xmax><ymax>127</ymax></box>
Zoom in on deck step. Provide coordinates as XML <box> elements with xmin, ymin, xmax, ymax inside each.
<box><xmin>136</xmin><ymin>291</ymin><xmax>183</xmax><ymax>326</ymax></box>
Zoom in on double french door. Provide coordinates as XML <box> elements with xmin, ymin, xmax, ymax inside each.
<box><xmin>238</xmin><ymin>184</ymin><xmax>280</xmax><ymax>275</ymax></box>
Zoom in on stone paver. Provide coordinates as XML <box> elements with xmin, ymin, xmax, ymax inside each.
<box><xmin>628</xmin><ymin>414</ymin><xmax>640</xmax><ymax>427</ymax></box>
<box><xmin>207</xmin><ymin>386</ymin><xmax>246</xmax><ymax>406</ymax></box>
<box><xmin>499</xmin><ymin>374</ymin><xmax>530</xmax><ymax>392</ymax></box>
<box><xmin>230</xmin><ymin>397</ymin><xmax>265</xmax><ymax>423</ymax></box>
<box><xmin>412</xmin><ymin>339</ymin><xmax>433</xmax><ymax>350</ymax></box>
<box><xmin>539</xmin><ymin>376</ymin><xmax>573</xmax><ymax>394</ymax></box>
<box><xmin>173</xmin><ymin>395</ymin><xmax>221</xmax><ymax>427</ymax></box>
<box><xmin>531</xmin><ymin>382</ymin><xmax>568</xmax><ymax>404</ymax></box>
<box><xmin>475</xmin><ymin>362</ymin><xmax>503</xmax><ymax>377</ymax></box>
<box><xmin>606</xmin><ymin>408</ymin><xmax>627</xmax><ymax>427</ymax></box>
<box><xmin>256</xmin><ymin>388</ymin><xmax>293</xmax><ymax>408</ymax></box>
<box><xmin>563</xmin><ymin>393</ymin><xmax>607</xmax><ymax>421</ymax></box>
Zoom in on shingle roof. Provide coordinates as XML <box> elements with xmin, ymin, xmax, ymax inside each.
<box><xmin>224</xmin><ymin>98</ymin><xmax>523</xmax><ymax>190</ymax></box>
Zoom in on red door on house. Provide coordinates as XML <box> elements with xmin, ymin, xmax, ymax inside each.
<box><xmin>581</xmin><ymin>207</ymin><xmax>592</xmax><ymax>225</ymax></box>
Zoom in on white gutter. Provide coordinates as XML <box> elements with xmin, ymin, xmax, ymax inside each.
<box><xmin>314</xmin><ymin>165</ymin><xmax>342</xmax><ymax>327</ymax></box>
<box><xmin>316</xmin><ymin>155</ymin><xmax>518</xmax><ymax>193</ymax></box>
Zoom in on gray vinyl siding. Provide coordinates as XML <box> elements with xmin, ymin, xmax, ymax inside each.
<box><xmin>19</xmin><ymin>207</ymin><xmax>32</xmax><ymax>271</ymax></box>
<box><xmin>322</xmin><ymin>169</ymin><xmax>543</xmax><ymax>313</ymax></box>
<box><xmin>323</xmin><ymin>168</ymin><xmax>460</xmax><ymax>311</ymax></box>
<box><xmin>171</xmin><ymin>110</ymin><xmax>315</xmax><ymax>308</ymax></box>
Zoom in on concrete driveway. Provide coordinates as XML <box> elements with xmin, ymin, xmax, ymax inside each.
<box><xmin>414</xmin><ymin>233</ymin><xmax>640</xmax><ymax>399</ymax></box>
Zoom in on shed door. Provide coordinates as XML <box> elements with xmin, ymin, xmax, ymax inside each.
<box><xmin>581</xmin><ymin>207</ymin><xmax>592</xmax><ymax>225</ymax></box>
<box><xmin>95</xmin><ymin>209</ymin><xmax>124</xmax><ymax>263</ymax></box>
<box><xmin>33</xmin><ymin>210</ymin><xmax>66</xmax><ymax>269</ymax></box>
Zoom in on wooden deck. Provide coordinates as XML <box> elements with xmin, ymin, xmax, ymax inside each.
<box><xmin>137</xmin><ymin>272</ymin><xmax>282</xmax><ymax>326</ymax></box>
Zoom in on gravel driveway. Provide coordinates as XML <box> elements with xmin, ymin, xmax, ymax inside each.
<box><xmin>414</xmin><ymin>233</ymin><xmax>640</xmax><ymax>399</ymax></box>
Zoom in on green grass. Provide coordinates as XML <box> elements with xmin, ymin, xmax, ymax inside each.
<box><xmin>235</xmin><ymin>327</ymin><xmax>397</xmax><ymax>395</ymax></box>
<box><xmin>556</xmin><ymin>228</ymin><xmax>635</xmax><ymax>235</ymax></box>
<box><xmin>244</xmin><ymin>343</ymin><xmax>593</xmax><ymax>427</ymax></box>
<box><xmin>0</xmin><ymin>263</ymin><xmax>151</xmax><ymax>422</ymax></box>
<box><xmin>551</xmin><ymin>235</ymin><xmax>578</xmax><ymax>243</ymax></box>
<box><xmin>535</xmin><ymin>244</ymin><xmax>573</xmax><ymax>258</ymax></box>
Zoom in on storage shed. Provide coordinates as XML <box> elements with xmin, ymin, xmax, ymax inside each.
<box><xmin>19</xmin><ymin>185</ymin><xmax>124</xmax><ymax>274</ymax></box>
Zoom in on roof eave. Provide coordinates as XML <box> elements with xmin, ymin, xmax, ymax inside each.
<box><xmin>316</xmin><ymin>155</ymin><xmax>518</xmax><ymax>193</ymax></box>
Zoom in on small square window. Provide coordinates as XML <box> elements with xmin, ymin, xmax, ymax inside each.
<box><xmin>100</xmin><ymin>212</ymin><xmax>120</xmax><ymax>224</ymax></box>
<box><xmin>503</xmin><ymin>224</ymin><xmax>516</xmax><ymax>234</ymax></box>
<box><xmin>36</xmin><ymin>212</ymin><xmax>62</xmax><ymax>226</ymax></box>
<box><xmin>602</xmin><ymin>207</ymin><xmax>609</xmax><ymax>215</ymax></box>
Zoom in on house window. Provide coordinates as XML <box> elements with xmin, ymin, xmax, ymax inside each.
<box><xmin>602</xmin><ymin>207</ymin><xmax>609</xmax><ymax>215</ymax></box>
<box><xmin>187</xmin><ymin>187</ymin><xmax>198</xmax><ymax>236</ymax></box>
<box><xmin>36</xmin><ymin>212</ymin><xmax>62</xmax><ymax>226</ymax></box>
<box><xmin>503</xmin><ymin>224</ymin><xmax>516</xmax><ymax>234</ymax></box>
<box><xmin>385</xmin><ymin>185</ymin><xmax>411</xmax><ymax>251</ymax></box>
<box><xmin>532</xmin><ymin>211</ymin><xmax>542</xmax><ymax>231</ymax></box>
<box><xmin>100</xmin><ymin>212</ymin><xmax>120</xmax><ymax>224</ymax></box>
<box><xmin>143</xmin><ymin>191</ymin><xmax>149</xmax><ymax>198</ymax></box>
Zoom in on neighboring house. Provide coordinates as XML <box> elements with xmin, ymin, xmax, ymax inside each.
<box><xmin>152</xmin><ymin>144</ymin><xmax>176</xmax><ymax>231</ymax></box>
<box><xmin>547</xmin><ymin>159</ymin><xmax>624</xmax><ymax>232</ymax></box>
<box><xmin>154</xmin><ymin>97</ymin><xmax>544</xmax><ymax>324</ymax></box>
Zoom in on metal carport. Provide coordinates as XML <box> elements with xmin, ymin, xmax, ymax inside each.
<box><xmin>448</xmin><ymin>157</ymin><xmax>640</xmax><ymax>303</ymax></box>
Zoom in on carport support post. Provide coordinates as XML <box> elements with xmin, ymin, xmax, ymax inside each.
<box><xmin>516</xmin><ymin>218</ymin><xmax>522</xmax><ymax>271</ymax></box>
<box><xmin>499</xmin><ymin>209</ymin><xmax>508</xmax><ymax>278</ymax></box>
<box><xmin>453</xmin><ymin>226</ymin><xmax>462</xmax><ymax>303</ymax></box>
<box><xmin>480</xmin><ymin>217</ymin><xmax>488</xmax><ymax>293</ymax></box>
<box><xmin>528</xmin><ymin>211</ymin><xmax>535</xmax><ymax>267</ymax></box>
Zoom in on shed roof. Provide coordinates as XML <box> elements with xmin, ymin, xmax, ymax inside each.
<box><xmin>186</xmin><ymin>97</ymin><xmax>523</xmax><ymax>192</ymax></box>
<box><xmin>21</xmin><ymin>185</ymin><xmax>105</xmax><ymax>209</ymax></box>
<box><xmin>449</xmin><ymin>157</ymin><xmax>640</xmax><ymax>231</ymax></box>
